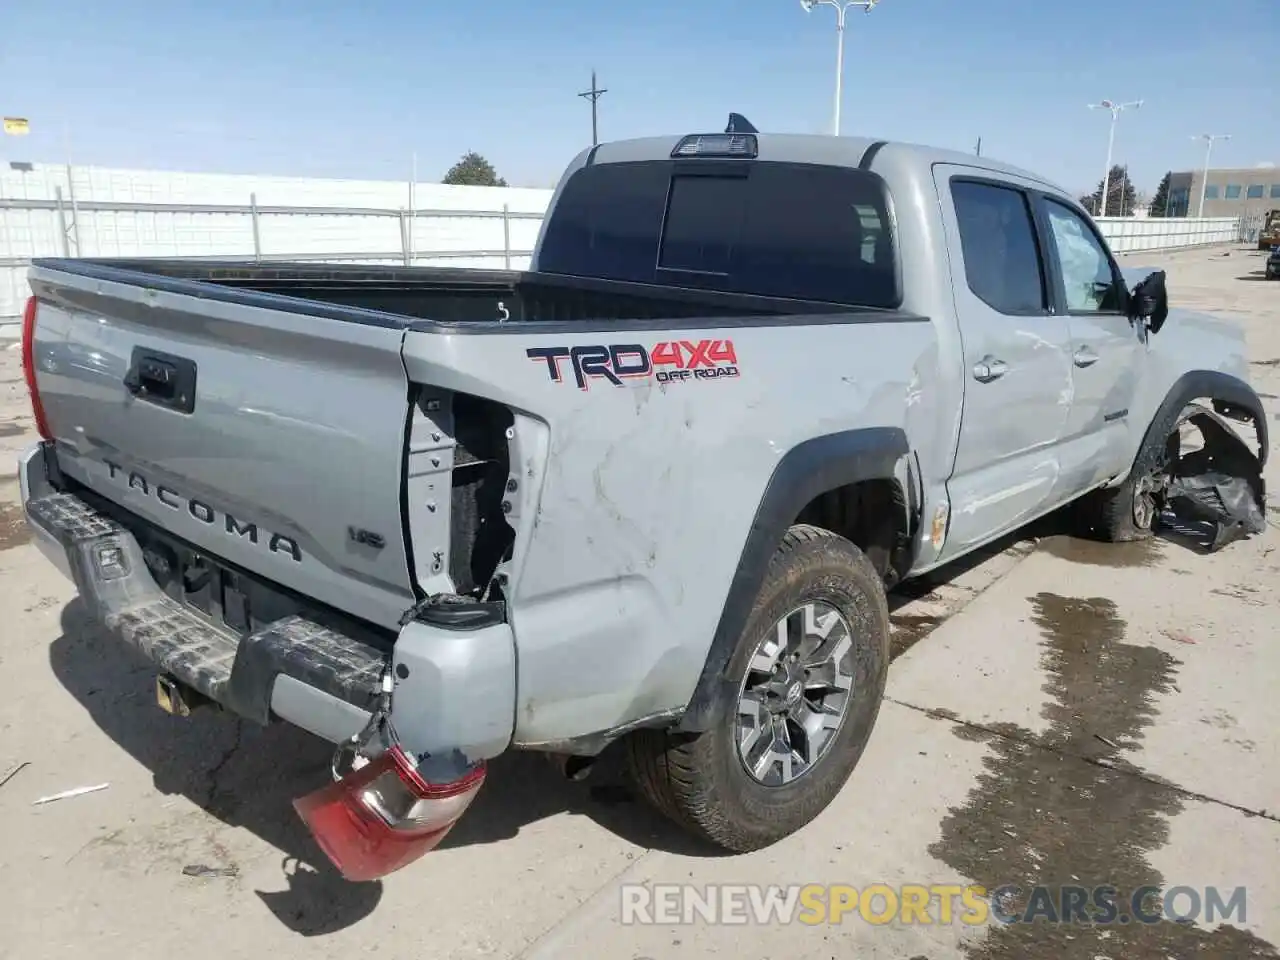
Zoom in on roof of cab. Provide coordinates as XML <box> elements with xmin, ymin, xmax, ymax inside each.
<box><xmin>581</xmin><ymin>131</ymin><xmax>1066</xmax><ymax>198</ymax></box>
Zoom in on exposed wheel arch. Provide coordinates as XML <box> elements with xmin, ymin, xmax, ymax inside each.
<box><xmin>1150</xmin><ymin>370</ymin><xmax>1267</xmax><ymax>467</ymax></box>
<box><xmin>793</xmin><ymin>477</ymin><xmax>913</xmax><ymax>587</ymax></box>
<box><xmin>1075</xmin><ymin>370</ymin><xmax>1268</xmax><ymax>544</ymax></box>
<box><xmin>675</xmin><ymin>427</ymin><xmax>911</xmax><ymax>734</ymax></box>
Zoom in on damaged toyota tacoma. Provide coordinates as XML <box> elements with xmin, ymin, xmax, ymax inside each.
<box><xmin>18</xmin><ymin>124</ymin><xmax>1268</xmax><ymax>880</ymax></box>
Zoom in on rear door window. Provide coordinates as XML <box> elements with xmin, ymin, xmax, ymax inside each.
<box><xmin>949</xmin><ymin>180</ymin><xmax>1048</xmax><ymax>316</ymax></box>
<box><xmin>537</xmin><ymin>160</ymin><xmax>899</xmax><ymax>308</ymax></box>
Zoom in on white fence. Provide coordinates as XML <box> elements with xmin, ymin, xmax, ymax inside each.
<box><xmin>0</xmin><ymin>162</ymin><xmax>1251</xmax><ymax>322</ymax></box>
<box><xmin>0</xmin><ymin>162</ymin><xmax>553</xmax><ymax>320</ymax></box>
<box><xmin>1094</xmin><ymin>216</ymin><xmax>1239</xmax><ymax>254</ymax></box>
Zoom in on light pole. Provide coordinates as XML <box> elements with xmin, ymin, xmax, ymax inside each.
<box><xmin>800</xmin><ymin>0</ymin><xmax>886</xmax><ymax>136</ymax></box>
<box><xmin>1192</xmin><ymin>133</ymin><xmax>1230</xmax><ymax>218</ymax></box>
<box><xmin>1087</xmin><ymin>99</ymin><xmax>1142</xmax><ymax>217</ymax></box>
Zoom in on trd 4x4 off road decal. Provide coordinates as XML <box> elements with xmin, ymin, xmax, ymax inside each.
<box><xmin>526</xmin><ymin>339</ymin><xmax>740</xmax><ymax>390</ymax></box>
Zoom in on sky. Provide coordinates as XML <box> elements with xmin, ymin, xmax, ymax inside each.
<box><xmin>1</xmin><ymin>0</ymin><xmax>1277</xmax><ymax>196</ymax></box>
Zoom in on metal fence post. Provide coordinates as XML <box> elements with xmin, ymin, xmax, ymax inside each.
<box><xmin>502</xmin><ymin>204</ymin><xmax>512</xmax><ymax>270</ymax></box>
<box><xmin>54</xmin><ymin>186</ymin><xmax>71</xmax><ymax>256</ymax></box>
<box><xmin>65</xmin><ymin>165</ymin><xmax>81</xmax><ymax>255</ymax></box>
<box><xmin>0</xmin><ymin>194</ymin><xmax>550</xmax><ymax>271</ymax></box>
<box><xmin>250</xmin><ymin>192</ymin><xmax>263</xmax><ymax>262</ymax></box>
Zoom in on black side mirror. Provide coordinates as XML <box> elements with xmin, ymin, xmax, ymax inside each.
<box><xmin>1129</xmin><ymin>270</ymin><xmax>1169</xmax><ymax>334</ymax></box>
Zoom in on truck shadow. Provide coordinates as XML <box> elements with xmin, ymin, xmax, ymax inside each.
<box><xmin>48</xmin><ymin>602</ymin><xmax>721</xmax><ymax>932</ymax></box>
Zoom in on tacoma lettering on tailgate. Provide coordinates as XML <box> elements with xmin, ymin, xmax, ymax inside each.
<box><xmin>104</xmin><ymin>459</ymin><xmax>303</xmax><ymax>562</ymax></box>
<box><xmin>526</xmin><ymin>339</ymin><xmax>740</xmax><ymax>390</ymax></box>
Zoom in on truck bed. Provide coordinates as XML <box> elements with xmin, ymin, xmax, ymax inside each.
<box><xmin>25</xmin><ymin>238</ymin><xmax>935</xmax><ymax>761</ymax></box>
<box><xmin>48</xmin><ymin>258</ymin><xmax>877</xmax><ymax>329</ymax></box>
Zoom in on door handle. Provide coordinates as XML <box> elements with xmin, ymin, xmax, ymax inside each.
<box><xmin>972</xmin><ymin>355</ymin><xmax>1008</xmax><ymax>383</ymax></box>
<box><xmin>1073</xmin><ymin>347</ymin><xmax>1100</xmax><ymax>368</ymax></box>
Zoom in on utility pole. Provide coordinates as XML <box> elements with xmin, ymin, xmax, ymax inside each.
<box><xmin>1192</xmin><ymin>133</ymin><xmax>1231</xmax><ymax>218</ymax></box>
<box><xmin>974</xmin><ymin>137</ymin><xmax>982</xmax><ymax>157</ymax></box>
<box><xmin>1087</xmin><ymin>99</ymin><xmax>1143</xmax><ymax>217</ymax></box>
<box><xmin>578</xmin><ymin>70</ymin><xmax>607</xmax><ymax>147</ymax></box>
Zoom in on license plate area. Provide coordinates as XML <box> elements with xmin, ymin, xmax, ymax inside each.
<box><xmin>63</xmin><ymin>474</ymin><xmax>397</xmax><ymax>653</ymax></box>
<box><xmin>137</xmin><ymin>535</ymin><xmax>309</xmax><ymax>637</ymax></box>
<box><xmin>176</xmin><ymin>554</ymin><xmax>252</xmax><ymax>633</ymax></box>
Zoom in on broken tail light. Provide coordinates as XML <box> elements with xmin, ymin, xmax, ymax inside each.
<box><xmin>294</xmin><ymin>745</ymin><xmax>485</xmax><ymax>882</ymax></box>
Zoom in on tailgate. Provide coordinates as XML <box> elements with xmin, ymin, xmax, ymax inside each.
<box><xmin>27</xmin><ymin>264</ymin><xmax>415</xmax><ymax>630</ymax></box>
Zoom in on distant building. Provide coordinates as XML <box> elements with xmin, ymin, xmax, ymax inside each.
<box><xmin>1165</xmin><ymin>167</ymin><xmax>1280</xmax><ymax>218</ymax></box>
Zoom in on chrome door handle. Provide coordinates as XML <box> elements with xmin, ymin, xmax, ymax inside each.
<box><xmin>972</xmin><ymin>356</ymin><xmax>1008</xmax><ymax>383</ymax></box>
<box><xmin>1073</xmin><ymin>348</ymin><xmax>1100</xmax><ymax>368</ymax></box>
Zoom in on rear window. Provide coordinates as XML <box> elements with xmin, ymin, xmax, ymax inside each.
<box><xmin>537</xmin><ymin>160</ymin><xmax>899</xmax><ymax>308</ymax></box>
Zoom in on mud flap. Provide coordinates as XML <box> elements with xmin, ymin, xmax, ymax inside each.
<box><xmin>1162</xmin><ymin>405</ymin><xmax>1266</xmax><ymax>552</ymax></box>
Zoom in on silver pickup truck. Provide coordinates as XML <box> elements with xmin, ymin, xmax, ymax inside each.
<box><xmin>18</xmin><ymin>127</ymin><xmax>1267</xmax><ymax>880</ymax></box>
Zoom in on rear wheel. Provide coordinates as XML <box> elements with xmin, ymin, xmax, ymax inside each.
<box><xmin>626</xmin><ymin>524</ymin><xmax>889</xmax><ymax>852</ymax></box>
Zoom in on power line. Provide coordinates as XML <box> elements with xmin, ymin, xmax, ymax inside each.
<box><xmin>578</xmin><ymin>70</ymin><xmax>607</xmax><ymax>147</ymax></box>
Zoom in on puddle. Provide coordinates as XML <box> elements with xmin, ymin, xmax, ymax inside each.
<box><xmin>1037</xmin><ymin>535</ymin><xmax>1163</xmax><ymax>568</ymax></box>
<box><xmin>890</xmin><ymin>613</ymin><xmax>947</xmax><ymax>660</ymax></box>
<box><xmin>0</xmin><ymin>501</ymin><xmax>32</xmax><ymax>551</ymax></box>
<box><xmin>0</xmin><ymin>421</ymin><xmax>24</xmax><ymax>438</ymax></box>
<box><xmin>929</xmin><ymin>593</ymin><xmax>1276</xmax><ymax>958</ymax></box>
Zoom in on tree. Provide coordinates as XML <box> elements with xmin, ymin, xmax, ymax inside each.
<box><xmin>1147</xmin><ymin>172</ymin><xmax>1172</xmax><ymax>217</ymax></box>
<box><xmin>441</xmin><ymin>151</ymin><xmax>507</xmax><ymax>187</ymax></box>
<box><xmin>1079</xmin><ymin>164</ymin><xmax>1137</xmax><ymax>217</ymax></box>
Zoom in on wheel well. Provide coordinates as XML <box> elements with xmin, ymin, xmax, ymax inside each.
<box><xmin>794</xmin><ymin>478</ymin><xmax>912</xmax><ymax>587</ymax></box>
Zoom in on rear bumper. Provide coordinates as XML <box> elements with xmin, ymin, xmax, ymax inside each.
<box><xmin>20</xmin><ymin>442</ymin><xmax>515</xmax><ymax>765</ymax></box>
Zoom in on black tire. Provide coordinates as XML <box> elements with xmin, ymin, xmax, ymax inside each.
<box><xmin>1072</xmin><ymin>406</ymin><xmax>1183</xmax><ymax>542</ymax></box>
<box><xmin>625</xmin><ymin>524</ymin><xmax>890</xmax><ymax>852</ymax></box>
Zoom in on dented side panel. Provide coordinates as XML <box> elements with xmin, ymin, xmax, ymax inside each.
<box><xmin>400</xmin><ymin>320</ymin><xmax>938</xmax><ymax>746</ymax></box>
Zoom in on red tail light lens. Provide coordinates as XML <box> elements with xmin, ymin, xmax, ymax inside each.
<box><xmin>293</xmin><ymin>746</ymin><xmax>485</xmax><ymax>882</ymax></box>
<box><xmin>21</xmin><ymin>296</ymin><xmax>52</xmax><ymax>440</ymax></box>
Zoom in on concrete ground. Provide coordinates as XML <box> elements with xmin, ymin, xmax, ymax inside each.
<box><xmin>0</xmin><ymin>245</ymin><xmax>1276</xmax><ymax>959</ymax></box>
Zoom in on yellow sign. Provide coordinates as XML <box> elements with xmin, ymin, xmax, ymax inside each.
<box><xmin>3</xmin><ymin>117</ymin><xmax>30</xmax><ymax>136</ymax></box>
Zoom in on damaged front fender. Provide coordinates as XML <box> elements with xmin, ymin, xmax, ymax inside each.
<box><xmin>1162</xmin><ymin>403</ymin><xmax>1267</xmax><ymax>552</ymax></box>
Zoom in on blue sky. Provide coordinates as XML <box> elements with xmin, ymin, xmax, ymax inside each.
<box><xmin>1</xmin><ymin>0</ymin><xmax>1277</xmax><ymax>195</ymax></box>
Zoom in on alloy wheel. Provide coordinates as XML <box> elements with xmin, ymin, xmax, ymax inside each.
<box><xmin>735</xmin><ymin>601</ymin><xmax>856</xmax><ymax>787</ymax></box>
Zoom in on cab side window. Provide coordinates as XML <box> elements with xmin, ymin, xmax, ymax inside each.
<box><xmin>1042</xmin><ymin>200</ymin><xmax>1126</xmax><ymax>312</ymax></box>
<box><xmin>951</xmin><ymin>180</ymin><xmax>1048</xmax><ymax>316</ymax></box>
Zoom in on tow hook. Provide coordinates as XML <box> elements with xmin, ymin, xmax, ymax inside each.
<box><xmin>155</xmin><ymin>674</ymin><xmax>212</xmax><ymax>716</ymax></box>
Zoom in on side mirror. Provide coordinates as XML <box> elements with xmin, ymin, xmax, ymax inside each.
<box><xmin>1129</xmin><ymin>270</ymin><xmax>1169</xmax><ymax>335</ymax></box>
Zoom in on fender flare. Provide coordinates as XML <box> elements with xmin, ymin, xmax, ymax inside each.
<box><xmin>1146</xmin><ymin>370</ymin><xmax>1267</xmax><ymax>468</ymax></box>
<box><xmin>675</xmin><ymin>426</ymin><xmax>909</xmax><ymax>733</ymax></box>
